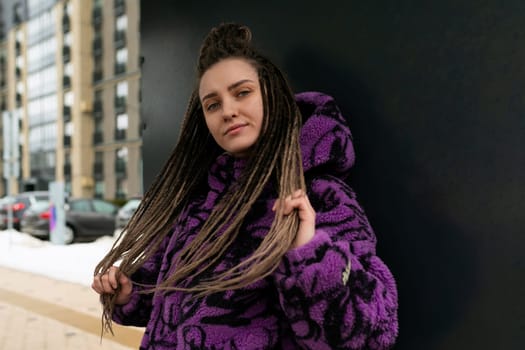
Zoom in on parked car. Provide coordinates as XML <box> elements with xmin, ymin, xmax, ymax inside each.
<box><xmin>0</xmin><ymin>191</ymin><xmax>49</xmax><ymax>230</ymax></box>
<box><xmin>115</xmin><ymin>197</ymin><xmax>141</xmax><ymax>230</ymax></box>
<box><xmin>20</xmin><ymin>198</ymin><xmax>118</xmax><ymax>244</ymax></box>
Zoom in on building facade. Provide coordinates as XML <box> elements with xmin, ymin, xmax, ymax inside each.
<box><xmin>0</xmin><ymin>0</ymin><xmax>142</xmax><ymax>200</ymax></box>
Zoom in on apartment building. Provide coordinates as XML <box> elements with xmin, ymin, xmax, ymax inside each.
<box><xmin>0</xmin><ymin>0</ymin><xmax>142</xmax><ymax>200</ymax></box>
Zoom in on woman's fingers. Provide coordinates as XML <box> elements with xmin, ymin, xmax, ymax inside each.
<box><xmin>91</xmin><ymin>266</ymin><xmax>133</xmax><ymax>305</ymax></box>
<box><xmin>272</xmin><ymin>190</ymin><xmax>316</xmax><ymax>226</ymax></box>
<box><xmin>281</xmin><ymin>190</ymin><xmax>314</xmax><ymax>217</ymax></box>
<box><xmin>92</xmin><ymin>266</ymin><xmax>122</xmax><ymax>294</ymax></box>
<box><xmin>272</xmin><ymin>190</ymin><xmax>317</xmax><ymax>249</ymax></box>
<box><xmin>104</xmin><ymin>266</ymin><xmax>116</xmax><ymax>289</ymax></box>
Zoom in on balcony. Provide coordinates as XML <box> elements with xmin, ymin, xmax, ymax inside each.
<box><xmin>92</xmin><ymin>7</ymin><xmax>102</xmax><ymax>27</ymax></box>
<box><xmin>93</xmin><ymin>100</ymin><xmax>103</xmax><ymax>119</ymax></box>
<box><xmin>63</xmin><ymin>135</ymin><xmax>71</xmax><ymax>147</ymax></box>
<box><xmin>63</xmin><ymin>105</ymin><xmax>71</xmax><ymax>122</ymax></box>
<box><xmin>114</xmin><ymin>0</ymin><xmax>126</xmax><ymax>17</ymax></box>
<box><xmin>62</xmin><ymin>15</ymin><xmax>70</xmax><ymax>33</ymax></box>
<box><xmin>114</xmin><ymin>62</ymin><xmax>126</xmax><ymax>76</ymax></box>
<box><xmin>63</xmin><ymin>75</ymin><xmax>71</xmax><ymax>89</ymax></box>
<box><xmin>114</xmin><ymin>128</ymin><xmax>126</xmax><ymax>141</ymax></box>
<box><xmin>114</xmin><ymin>96</ymin><xmax>126</xmax><ymax>114</ymax></box>
<box><xmin>92</xmin><ymin>37</ymin><xmax>103</xmax><ymax>56</ymax></box>
<box><xmin>114</xmin><ymin>30</ymin><xmax>126</xmax><ymax>49</ymax></box>
<box><xmin>62</xmin><ymin>45</ymin><xmax>71</xmax><ymax>63</ymax></box>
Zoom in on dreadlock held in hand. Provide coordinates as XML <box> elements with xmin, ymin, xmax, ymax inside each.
<box><xmin>91</xmin><ymin>23</ymin><xmax>398</xmax><ymax>349</ymax></box>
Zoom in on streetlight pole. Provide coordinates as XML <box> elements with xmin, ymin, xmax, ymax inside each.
<box><xmin>3</xmin><ymin>110</ymin><xmax>20</xmax><ymax>234</ymax></box>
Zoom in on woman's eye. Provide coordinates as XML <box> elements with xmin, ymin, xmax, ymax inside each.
<box><xmin>237</xmin><ymin>90</ymin><xmax>250</xmax><ymax>97</ymax></box>
<box><xmin>206</xmin><ymin>102</ymin><xmax>219</xmax><ymax>111</ymax></box>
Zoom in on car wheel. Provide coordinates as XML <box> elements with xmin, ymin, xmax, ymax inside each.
<box><xmin>63</xmin><ymin>225</ymin><xmax>75</xmax><ymax>244</ymax></box>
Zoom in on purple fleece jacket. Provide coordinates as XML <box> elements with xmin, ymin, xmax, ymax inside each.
<box><xmin>113</xmin><ymin>92</ymin><xmax>398</xmax><ymax>349</ymax></box>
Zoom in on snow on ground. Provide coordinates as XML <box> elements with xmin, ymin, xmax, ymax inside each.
<box><xmin>0</xmin><ymin>229</ymin><xmax>118</xmax><ymax>286</ymax></box>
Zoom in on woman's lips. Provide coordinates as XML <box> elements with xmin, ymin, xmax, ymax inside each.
<box><xmin>225</xmin><ymin>124</ymin><xmax>247</xmax><ymax>135</ymax></box>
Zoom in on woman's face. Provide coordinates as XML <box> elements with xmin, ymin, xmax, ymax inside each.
<box><xmin>199</xmin><ymin>58</ymin><xmax>264</xmax><ymax>158</ymax></box>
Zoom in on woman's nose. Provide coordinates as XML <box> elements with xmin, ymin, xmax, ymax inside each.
<box><xmin>222</xmin><ymin>98</ymin><xmax>238</xmax><ymax>120</ymax></box>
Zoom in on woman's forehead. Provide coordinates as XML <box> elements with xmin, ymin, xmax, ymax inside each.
<box><xmin>199</xmin><ymin>58</ymin><xmax>258</xmax><ymax>95</ymax></box>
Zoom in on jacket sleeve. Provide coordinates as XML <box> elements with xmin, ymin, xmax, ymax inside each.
<box><xmin>272</xmin><ymin>175</ymin><xmax>398</xmax><ymax>349</ymax></box>
<box><xmin>112</xmin><ymin>236</ymin><xmax>168</xmax><ymax>327</ymax></box>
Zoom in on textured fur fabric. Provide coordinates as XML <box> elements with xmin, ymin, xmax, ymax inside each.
<box><xmin>113</xmin><ymin>92</ymin><xmax>398</xmax><ymax>349</ymax></box>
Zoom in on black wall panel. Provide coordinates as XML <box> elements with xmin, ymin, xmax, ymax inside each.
<box><xmin>140</xmin><ymin>1</ymin><xmax>525</xmax><ymax>349</ymax></box>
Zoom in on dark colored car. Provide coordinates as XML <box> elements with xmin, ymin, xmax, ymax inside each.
<box><xmin>115</xmin><ymin>198</ymin><xmax>141</xmax><ymax>230</ymax></box>
<box><xmin>0</xmin><ymin>191</ymin><xmax>49</xmax><ymax>230</ymax></box>
<box><xmin>20</xmin><ymin>198</ymin><xmax>118</xmax><ymax>244</ymax></box>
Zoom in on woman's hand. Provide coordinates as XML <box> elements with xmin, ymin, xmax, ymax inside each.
<box><xmin>273</xmin><ymin>189</ymin><xmax>316</xmax><ymax>249</ymax></box>
<box><xmin>91</xmin><ymin>265</ymin><xmax>133</xmax><ymax>305</ymax></box>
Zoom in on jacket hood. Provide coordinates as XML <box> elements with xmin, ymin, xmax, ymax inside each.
<box><xmin>296</xmin><ymin>92</ymin><xmax>355</xmax><ymax>178</ymax></box>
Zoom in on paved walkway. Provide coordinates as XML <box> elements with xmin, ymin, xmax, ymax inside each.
<box><xmin>0</xmin><ymin>266</ymin><xmax>144</xmax><ymax>350</ymax></box>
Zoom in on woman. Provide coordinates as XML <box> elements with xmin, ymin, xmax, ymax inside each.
<box><xmin>92</xmin><ymin>23</ymin><xmax>398</xmax><ymax>349</ymax></box>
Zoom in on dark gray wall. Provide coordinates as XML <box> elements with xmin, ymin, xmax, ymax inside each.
<box><xmin>140</xmin><ymin>1</ymin><xmax>525</xmax><ymax>349</ymax></box>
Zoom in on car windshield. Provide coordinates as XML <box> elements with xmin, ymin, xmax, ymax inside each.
<box><xmin>121</xmin><ymin>199</ymin><xmax>141</xmax><ymax>211</ymax></box>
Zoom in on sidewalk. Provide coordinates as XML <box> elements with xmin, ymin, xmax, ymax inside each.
<box><xmin>0</xmin><ymin>266</ymin><xmax>144</xmax><ymax>350</ymax></box>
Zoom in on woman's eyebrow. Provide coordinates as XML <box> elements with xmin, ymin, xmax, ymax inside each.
<box><xmin>201</xmin><ymin>79</ymin><xmax>255</xmax><ymax>102</ymax></box>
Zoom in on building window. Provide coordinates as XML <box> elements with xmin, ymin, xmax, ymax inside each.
<box><xmin>115</xmin><ymin>147</ymin><xmax>127</xmax><ymax>170</ymax></box>
<box><xmin>116</xmin><ymin>81</ymin><xmax>128</xmax><ymax>97</ymax></box>
<box><xmin>115</xmin><ymin>81</ymin><xmax>127</xmax><ymax>113</ymax></box>
<box><xmin>95</xmin><ymin>181</ymin><xmax>104</xmax><ymax>199</ymax></box>
<box><xmin>27</xmin><ymin>9</ymin><xmax>55</xmax><ymax>45</ymax></box>
<box><xmin>116</xmin><ymin>113</ymin><xmax>128</xmax><ymax>129</ymax></box>
<box><xmin>116</xmin><ymin>15</ymin><xmax>127</xmax><ymax>31</ymax></box>
<box><xmin>29</xmin><ymin>124</ymin><xmax>57</xmax><ymax>152</ymax></box>
<box><xmin>94</xmin><ymin>114</ymin><xmax>104</xmax><ymax>144</ymax></box>
<box><xmin>27</xmin><ymin>65</ymin><xmax>57</xmax><ymax>99</ymax></box>
<box><xmin>64</xmin><ymin>91</ymin><xmax>74</xmax><ymax>106</ymax></box>
<box><xmin>28</xmin><ymin>93</ymin><xmax>57</xmax><ymax>127</ymax></box>
<box><xmin>28</xmin><ymin>0</ymin><xmax>59</xmax><ymax>18</ymax></box>
<box><xmin>16</xmin><ymin>81</ymin><xmax>24</xmax><ymax>95</ymax></box>
<box><xmin>64</xmin><ymin>32</ymin><xmax>72</xmax><ymax>46</ymax></box>
<box><xmin>63</xmin><ymin>121</ymin><xmax>72</xmax><ymax>147</ymax></box>
<box><xmin>115</xmin><ymin>113</ymin><xmax>128</xmax><ymax>140</ymax></box>
<box><xmin>116</xmin><ymin>48</ymin><xmax>127</xmax><ymax>63</ymax></box>
<box><xmin>65</xmin><ymin>1</ymin><xmax>73</xmax><ymax>16</ymax></box>
<box><xmin>16</xmin><ymin>56</ymin><xmax>23</xmax><ymax>69</ymax></box>
<box><xmin>13</xmin><ymin>3</ymin><xmax>23</xmax><ymax>24</ymax></box>
<box><xmin>93</xmin><ymin>89</ymin><xmax>103</xmax><ymax>119</ymax></box>
<box><xmin>27</xmin><ymin>37</ymin><xmax>56</xmax><ymax>72</ymax></box>
<box><xmin>94</xmin><ymin>151</ymin><xmax>104</xmax><ymax>179</ymax></box>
